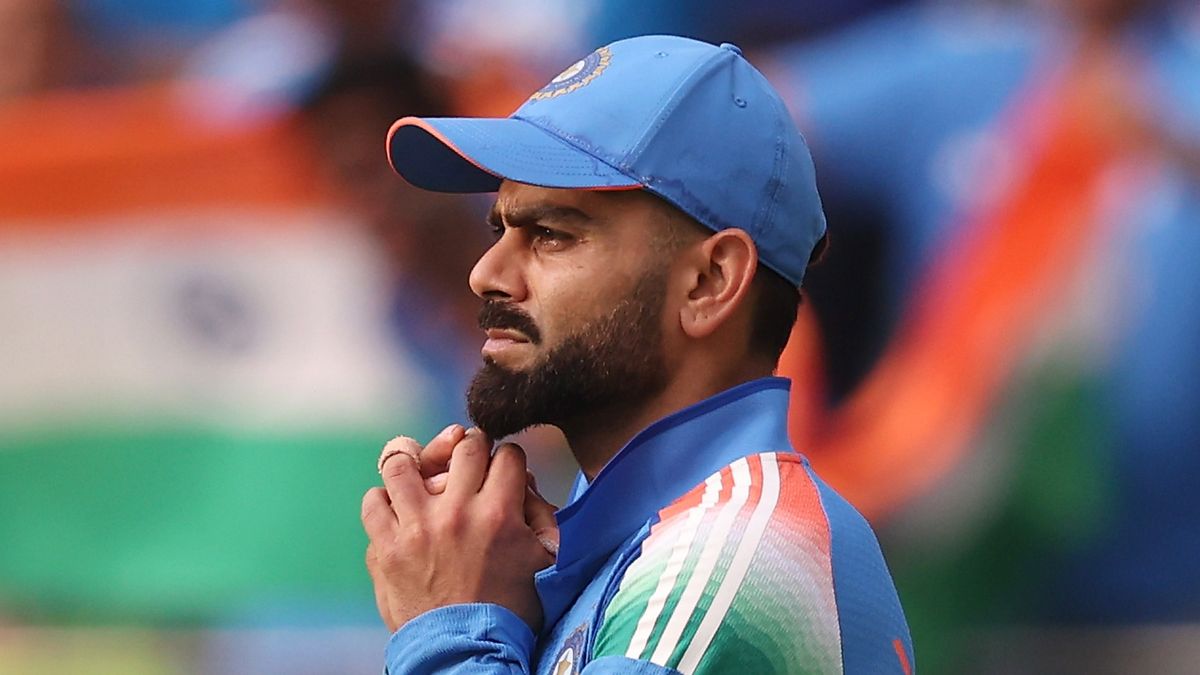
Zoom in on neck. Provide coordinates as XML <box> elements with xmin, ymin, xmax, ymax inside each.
<box><xmin>562</xmin><ymin>359</ymin><xmax>775</xmax><ymax>480</ymax></box>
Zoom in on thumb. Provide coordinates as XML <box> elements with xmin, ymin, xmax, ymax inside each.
<box><xmin>524</xmin><ymin>471</ymin><xmax>560</xmax><ymax>557</ymax></box>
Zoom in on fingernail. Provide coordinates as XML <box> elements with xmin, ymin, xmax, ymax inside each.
<box><xmin>439</xmin><ymin>423</ymin><xmax>462</xmax><ymax>439</ymax></box>
<box><xmin>537</xmin><ymin>535</ymin><xmax>559</xmax><ymax>557</ymax></box>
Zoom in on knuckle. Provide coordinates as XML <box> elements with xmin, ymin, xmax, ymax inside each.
<box><xmin>361</xmin><ymin>488</ymin><xmax>388</xmax><ymax>520</ymax></box>
<box><xmin>382</xmin><ymin>453</ymin><xmax>418</xmax><ymax>479</ymax></box>
<box><xmin>398</xmin><ymin>521</ymin><xmax>430</xmax><ymax>550</ymax></box>
<box><xmin>454</xmin><ymin>429</ymin><xmax>493</xmax><ymax>459</ymax></box>
<box><xmin>437</xmin><ymin>508</ymin><xmax>467</xmax><ymax>534</ymax></box>
<box><xmin>480</xmin><ymin>503</ymin><xmax>512</xmax><ymax>529</ymax></box>
<box><xmin>453</xmin><ymin>438</ymin><xmax>483</xmax><ymax>459</ymax></box>
<box><xmin>496</xmin><ymin>442</ymin><xmax>526</xmax><ymax>460</ymax></box>
<box><xmin>376</xmin><ymin>545</ymin><xmax>408</xmax><ymax>570</ymax></box>
<box><xmin>495</xmin><ymin>443</ymin><xmax>528</xmax><ymax>471</ymax></box>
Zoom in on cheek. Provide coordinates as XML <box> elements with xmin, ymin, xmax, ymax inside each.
<box><xmin>529</xmin><ymin>267</ymin><xmax>627</xmax><ymax>343</ymax></box>
<box><xmin>529</xmin><ymin>286</ymin><xmax>583</xmax><ymax>346</ymax></box>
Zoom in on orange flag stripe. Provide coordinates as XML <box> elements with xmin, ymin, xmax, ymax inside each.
<box><xmin>0</xmin><ymin>85</ymin><xmax>330</xmax><ymax>229</ymax></box>
<box><xmin>787</xmin><ymin>61</ymin><xmax>1133</xmax><ymax>519</ymax></box>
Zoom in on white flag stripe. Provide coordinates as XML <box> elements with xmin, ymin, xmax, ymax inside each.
<box><xmin>0</xmin><ymin>211</ymin><xmax>419</xmax><ymax>428</ymax></box>
<box><xmin>677</xmin><ymin>454</ymin><xmax>783</xmax><ymax>674</ymax></box>
<box><xmin>650</xmin><ymin>457</ymin><xmax>753</xmax><ymax>666</ymax></box>
<box><xmin>625</xmin><ymin>471</ymin><xmax>725</xmax><ymax>659</ymax></box>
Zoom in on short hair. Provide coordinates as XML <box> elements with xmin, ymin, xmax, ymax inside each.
<box><xmin>749</xmin><ymin>232</ymin><xmax>827</xmax><ymax>362</ymax></box>
<box><xmin>647</xmin><ymin>194</ymin><xmax>827</xmax><ymax>363</ymax></box>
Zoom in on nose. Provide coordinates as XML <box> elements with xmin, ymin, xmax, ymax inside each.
<box><xmin>469</xmin><ymin>232</ymin><xmax>527</xmax><ymax>302</ymax></box>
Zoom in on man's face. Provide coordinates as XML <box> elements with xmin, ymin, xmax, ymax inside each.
<box><xmin>465</xmin><ymin>181</ymin><xmax>676</xmax><ymax>439</ymax></box>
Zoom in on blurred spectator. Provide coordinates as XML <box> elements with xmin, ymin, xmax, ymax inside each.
<box><xmin>417</xmin><ymin>0</ymin><xmax>591</xmax><ymax>117</ymax></box>
<box><xmin>176</xmin><ymin>1</ymin><xmax>337</xmax><ymax>127</ymax></box>
<box><xmin>0</xmin><ymin>0</ymin><xmax>82</xmax><ymax>100</ymax></box>
<box><xmin>303</xmin><ymin>51</ymin><xmax>490</xmax><ymax>421</ymax></box>
<box><xmin>66</xmin><ymin>0</ymin><xmax>258</xmax><ymax>83</ymax></box>
<box><xmin>587</xmin><ymin>0</ymin><xmax>912</xmax><ymax>48</ymax></box>
<box><xmin>769</xmin><ymin>0</ymin><xmax>1200</xmax><ymax>670</ymax></box>
<box><xmin>308</xmin><ymin>0</ymin><xmax>424</xmax><ymax>58</ymax></box>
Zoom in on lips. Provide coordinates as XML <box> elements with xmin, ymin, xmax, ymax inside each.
<box><xmin>481</xmin><ymin>327</ymin><xmax>535</xmax><ymax>361</ymax></box>
<box><xmin>485</xmin><ymin>328</ymin><xmax>530</xmax><ymax>343</ymax></box>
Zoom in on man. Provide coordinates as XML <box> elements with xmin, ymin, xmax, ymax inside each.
<box><xmin>362</xmin><ymin>35</ymin><xmax>914</xmax><ymax>674</ymax></box>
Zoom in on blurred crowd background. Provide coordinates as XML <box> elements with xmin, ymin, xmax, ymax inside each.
<box><xmin>1</xmin><ymin>0</ymin><xmax>1197</xmax><ymax>673</ymax></box>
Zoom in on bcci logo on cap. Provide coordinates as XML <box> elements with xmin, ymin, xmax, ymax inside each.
<box><xmin>529</xmin><ymin>47</ymin><xmax>612</xmax><ymax>101</ymax></box>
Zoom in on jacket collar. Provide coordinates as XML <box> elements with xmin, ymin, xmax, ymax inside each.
<box><xmin>535</xmin><ymin>376</ymin><xmax>795</xmax><ymax>626</ymax></box>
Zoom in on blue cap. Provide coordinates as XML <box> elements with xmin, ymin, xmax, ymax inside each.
<box><xmin>387</xmin><ymin>35</ymin><xmax>826</xmax><ymax>287</ymax></box>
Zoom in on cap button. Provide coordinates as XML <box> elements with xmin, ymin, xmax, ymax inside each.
<box><xmin>720</xmin><ymin>43</ymin><xmax>743</xmax><ymax>56</ymax></box>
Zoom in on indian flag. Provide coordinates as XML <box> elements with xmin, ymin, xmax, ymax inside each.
<box><xmin>0</xmin><ymin>86</ymin><xmax>434</xmax><ymax>623</ymax></box>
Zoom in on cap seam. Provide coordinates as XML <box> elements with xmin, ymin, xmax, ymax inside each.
<box><xmin>623</xmin><ymin>48</ymin><xmax>733</xmax><ymax>173</ymax></box>
<box><xmin>509</xmin><ymin>115</ymin><xmax>643</xmax><ymax>184</ymax></box>
<box><xmin>754</xmin><ymin>90</ymin><xmax>792</xmax><ymax>283</ymax></box>
<box><xmin>627</xmin><ymin>48</ymin><xmax>744</xmax><ymax>233</ymax></box>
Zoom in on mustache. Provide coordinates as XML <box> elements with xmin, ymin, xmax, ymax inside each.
<box><xmin>478</xmin><ymin>301</ymin><xmax>542</xmax><ymax>345</ymax></box>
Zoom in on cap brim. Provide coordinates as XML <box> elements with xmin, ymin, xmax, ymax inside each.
<box><xmin>386</xmin><ymin>116</ymin><xmax>643</xmax><ymax>193</ymax></box>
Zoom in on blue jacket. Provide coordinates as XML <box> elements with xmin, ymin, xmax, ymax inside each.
<box><xmin>385</xmin><ymin>377</ymin><xmax>913</xmax><ymax>674</ymax></box>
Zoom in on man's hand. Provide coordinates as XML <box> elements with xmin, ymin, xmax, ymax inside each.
<box><xmin>362</xmin><ymin>427</ymin><xmax>558</xmax><ymax>633</ymax></box>
<box><xmin>403</xmin><ymin>425</ymin><xmax>560</xmax><ymax>555</ymax></box>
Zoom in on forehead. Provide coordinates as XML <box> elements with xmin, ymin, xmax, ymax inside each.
<box><xmin>492</xmin><ymin>181</ymin><xmax>664</xmax><ymax>220</ymax></box>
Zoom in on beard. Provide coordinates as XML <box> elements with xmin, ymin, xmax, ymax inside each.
<box><xmin>466</xmin><ymin>270</ymin><xmax>670</xmax><ymax>440</ymax></box>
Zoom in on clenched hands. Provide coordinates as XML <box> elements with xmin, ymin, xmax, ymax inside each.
<box><xmin>362</xmin><ymin>425</ymin><xmax>560</xmax><ymax>633</ymax></box>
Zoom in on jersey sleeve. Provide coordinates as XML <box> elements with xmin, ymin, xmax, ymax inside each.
<box><xmin>385</xmin><ymin>602</ymin><xmax>534</xmax><ymax>674</ymax></box>
<box><xmin>589</xmin><ymin>453</ymin><xmax>845</xmax><ymax>675</ymax></box>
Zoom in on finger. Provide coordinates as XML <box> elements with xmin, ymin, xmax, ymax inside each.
<box><xmin>378</xmin><ymin>436</ymin><xmax>423</xmax><ymax>475</ymax></box>
<box><xmin>361</xmin><ymin>487</ymin><xmax>396</xmax><ymax>539</ymax></box>
<box><xmin>524</xmin><ymin>481</ymin><xmax>560</xmax><ymax>557</ymax></box>
<box><xmin>365</xmin><ymin>544</ymin><xmax>393</xmax><ymax>629</ymax></box>
<box><xmin>444</xmin><ymin>428</ymin><xmax>491</xmax><ymax>499</ymax></box>
<box><xmin>418</xmin><ymin>424</ymin><xmax>465</xmax><ymax>478</ymax></box>
<box><xmin>424</xmin><ymin>472</ymin><xmax>448</xmax><ymax>494</ymax></box>
<box><xmin>524</xmin><ymin>479</ymin><xmax>558</xmax><ymax>530</ymax></box>
<box><xmin>380</xmin><ymin>450</ymin><xmax>426</xmax><ymax>515</ymax></box>
<box><xmin>533</xmin><ymin>526</ymin><xmax>560</xmax><ymax>560</ymax></box>
<box><xmin>481</xmin><ymin>442</ymin><xmax>528</xmax><ymax>513</ymax></box>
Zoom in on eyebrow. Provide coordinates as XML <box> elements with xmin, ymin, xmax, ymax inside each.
<box><xmin>486</xmin><ymin>203</ymin><xmax>593</xmax><ymax>231</ymax></box>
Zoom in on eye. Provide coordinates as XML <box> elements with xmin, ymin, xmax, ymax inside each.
<box><xmin>531</xmin><ymin>226</ymin><xmax>573</xmax><ymax>251</ymax></box>
<box><xmin>488</xmin><ymin>222</ymin><xmax>504</xmax><ymax>240</ymax></box>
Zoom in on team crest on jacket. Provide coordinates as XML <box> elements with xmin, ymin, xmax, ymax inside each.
<box><xmin>530</xmin><ymin>47</ymin><xmax>612</xmax><ymax>100</ymax></box>
<box><xmin>552</xmin><ymin>622</ymin><xmax>588</xmax><ymax>675</ymax></box>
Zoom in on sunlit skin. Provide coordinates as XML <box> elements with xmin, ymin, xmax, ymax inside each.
<box><xmin>364</xmin><ymin>180</ymin><xmax>778</xmax><ymax>632</ymax></box>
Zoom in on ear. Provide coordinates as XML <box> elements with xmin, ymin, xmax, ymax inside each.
<box><xmin>678</xmin><ymin>228</ymin><xmax>758</xmax><ymax>340</ymax></box>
